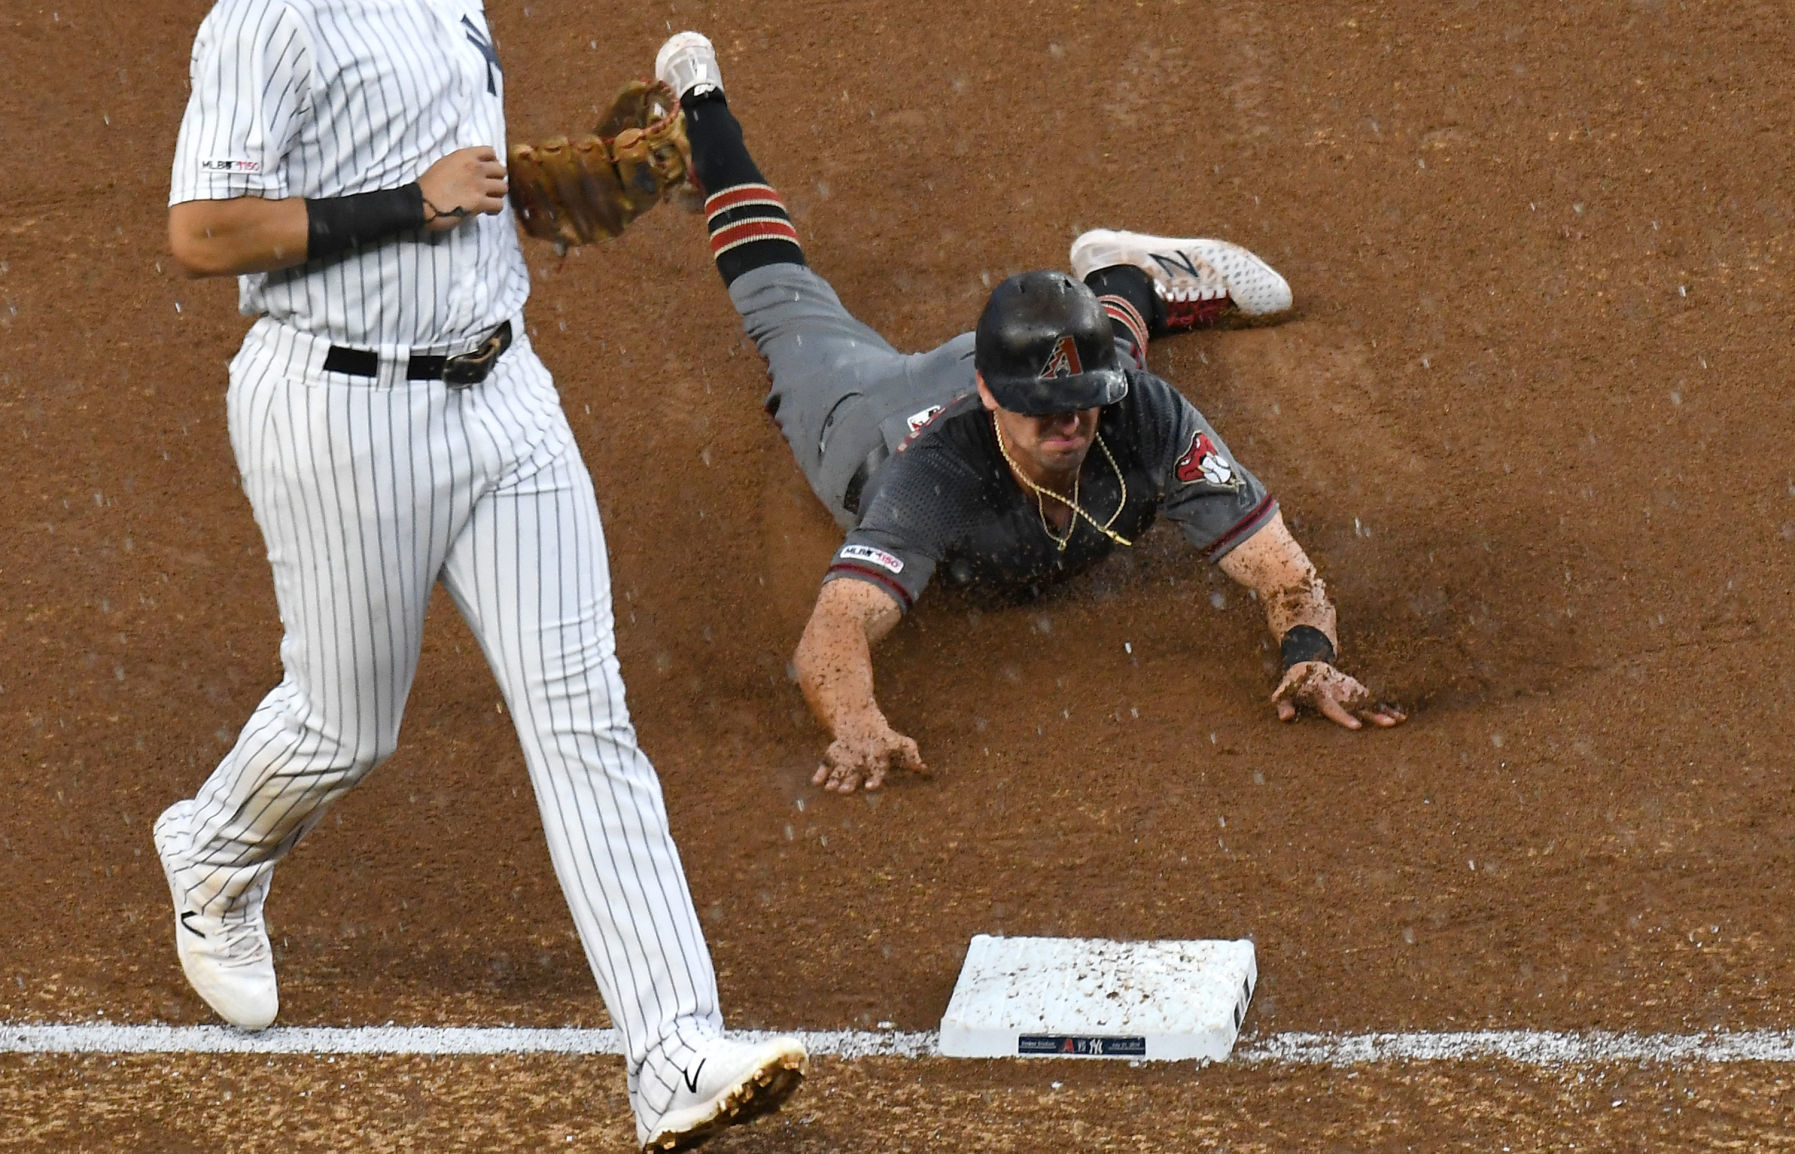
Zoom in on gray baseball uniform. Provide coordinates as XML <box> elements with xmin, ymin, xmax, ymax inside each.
<box><xmin>732</xmin><ymin>264</ymin><xmax>976</xmax><ymax>529</ymax></box>
<box><xmin>730</xmin><ymin>262</ymin><xmax>1277</xmax><ymax>608</ymax></box>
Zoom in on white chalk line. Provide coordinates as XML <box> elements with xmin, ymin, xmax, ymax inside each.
<box><xmin>5</xmin><ymin>1024</ymin><xmax>1795</xmax><ymax>1064</ymax></box>
<box><xmin>1243</xmin><ymin>1030</ymin><xmax>1795</xmax><ymax>1064</ymax></box>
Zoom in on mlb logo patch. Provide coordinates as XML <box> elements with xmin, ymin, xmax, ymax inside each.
<box><xmin>905</xmin><ymin>404</ymin><xmax>944</xmax><ymax>434</ymax></box>
<box><xmin>839</xmin><ymin>544</ymin><xmax>904</xmax><ymax>573</ymax></box>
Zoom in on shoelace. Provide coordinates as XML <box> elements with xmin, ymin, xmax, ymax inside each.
<box><xmin>203</xmin><ymin>914</ymin><xmax>273</xmax><ymax>966</ymax></box>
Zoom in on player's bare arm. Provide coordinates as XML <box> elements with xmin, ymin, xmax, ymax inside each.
<box><xmin>1217</xmin><ymin>510</ymin><xmax>1405</xmax><ymax>730</ymax></box>
<box><xmin>167</xmin><ymin>197</ymin><xmax>309</xmax><ymax>277</ymax></box>
<box><xmin>168</xmin><ymin>147</ymin><xmax>506</xmax><ymax>278</ymax></box>
<box><xmin>793</xmin><ymin>578</ymin><xmax>930</xmax><ymax>793</ymax></box>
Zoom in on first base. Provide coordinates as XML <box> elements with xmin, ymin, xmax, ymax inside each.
<box><xmin>937</xmin><ymin>935</ymin><xmax>1256</xmax><ymax>1061</ymax></box>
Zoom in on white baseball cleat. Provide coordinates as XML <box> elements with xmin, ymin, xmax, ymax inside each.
<box><xmin>655</xmin><ymin>31</ymin><xmax>724</xmax><ymax>102</ymax></box>
<box><xmin>639</xmin><ymin>1033</ymin><xmax>808</xmax><ymax>1152</ymax></box>
<box><xmin>153</xmin><ymin>801</ymin><xmax>279</xmax><ymax>1031</ymax></box>
<box><xmin>1070</xmin><ymin>229</ymin><xmax>1293</xmax><ymax>328</ymax></box>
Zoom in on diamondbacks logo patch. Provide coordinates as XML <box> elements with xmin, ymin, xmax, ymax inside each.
<box><xmin>1175</xmin><ymin>430</ymin><xmax>1235</xmax><ymax>486</ymax></box>
<box><xmin>1039</xmin><ymin>335</ymin><xmax>1083</xmax><ymax>379</ymax></box>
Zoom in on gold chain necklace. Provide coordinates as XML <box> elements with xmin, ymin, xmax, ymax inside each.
<box><xmin>992</xmin><ymin>415</ymin><xmax>1133</xmax><ymax>552</ymax></box>
<box><xmin>1036</xmin><ymin>472</ymin><xmax>1078</xmax><ymax>549</ymax></box>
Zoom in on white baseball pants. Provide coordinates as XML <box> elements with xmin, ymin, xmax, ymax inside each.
<box><xmin>173</xmin><ymin>316</ymin><xmax>723</xmax><ymax>1116</ymax></box>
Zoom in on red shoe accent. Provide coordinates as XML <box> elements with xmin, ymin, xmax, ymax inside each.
<box><xmin>1163</xmin><ymin>295</ymin><xmax>1234</xmax><ymax>331</ymax></box>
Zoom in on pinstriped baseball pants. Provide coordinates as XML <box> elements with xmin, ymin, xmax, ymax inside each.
<box><xmin>172</xmin><ymin>316</ymin><xmax>722</xmax><ymax>1116</ymax></box>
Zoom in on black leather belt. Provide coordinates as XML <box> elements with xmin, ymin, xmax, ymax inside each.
<box><xmin>841</xmin><ymin>444</ymin><xmax>890</xmax><ymax>516</ymax></box>
<box><xmin>322</xmin><ymin>320</ymin><xmax>513</xmax><ymax>388</ymax></box>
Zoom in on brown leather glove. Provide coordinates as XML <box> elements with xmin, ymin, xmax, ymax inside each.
<box><xmin>507</xmin><ymin>79</ymin><xmax>698</xmax><ymax>247</ymax></box>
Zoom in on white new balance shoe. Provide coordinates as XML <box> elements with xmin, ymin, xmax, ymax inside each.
<box><xmin>1070</xmin><ymin>229</ymin><xmax>1293</xmax><ymax>327</ymax></box>
<box><xmin>639</xmin><ymin>1033</ymin><xmax>808</xmax><ymax>1152</ymax></box>
<box><xmin>153</xmin><ymin>800</ymin><xmax>279</xmax><ymax>1030</ymax></box>
<box><xmin>655</xmin><ymin>31</ymin><xmax>724</xmax><ymax>102</ymax></box>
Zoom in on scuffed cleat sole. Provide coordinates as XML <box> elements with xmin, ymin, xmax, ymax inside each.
<box><xmin>644</xmin><ymin>1053</ymin><xmax>807</xmax><ymax>1153</ymax></box>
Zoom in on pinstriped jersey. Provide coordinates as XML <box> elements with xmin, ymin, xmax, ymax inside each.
<box><xmin>169</xmin><ymin>0</ymin><xmax>528</xmax><ymax>347</ymax></box>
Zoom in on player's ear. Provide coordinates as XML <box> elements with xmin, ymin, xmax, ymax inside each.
<box><xmin>975</xmin><ymin>374</ymin><xmax>1000</xmax><ymax>412</ymax></box>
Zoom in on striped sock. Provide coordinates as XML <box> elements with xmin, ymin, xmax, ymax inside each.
<box><xmin>1083</xmin><ymin>266</ymin><xmax>1161</xmax><ymax>362</ymax></box>
<box><xmin>1100</xmin><ymin>293</ymin><xmax>1151</xmax><ymax>367</ymax></box>
<box><xmin>683</xmin><ymin>94</ymin><xmax>805</xmax><ymax>285</ymax></box>
<box><xmin>705</xmin><ymin>183</ymin><xmax>803</xmax><ymax>285</ymax></box>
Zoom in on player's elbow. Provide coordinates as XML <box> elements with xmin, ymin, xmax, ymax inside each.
<box><xmin>168</xmin><ymin>200</ymin><xmax>283</xmax><ymax>278</ymax></box>
<box><xmin>166</xmin><ymin>221</ymin><xmax>226</xmax><ymax>278</ymax></box>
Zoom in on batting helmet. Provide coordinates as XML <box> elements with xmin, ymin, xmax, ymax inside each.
<box><xmin>974</xmin><ymin>270</ymin><xmax>1127</xmax><ymax>415</ymax></box>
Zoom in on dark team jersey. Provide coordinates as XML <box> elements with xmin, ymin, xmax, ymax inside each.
<box><xmin>825</xmin><ymin>369</ymin><xmax>1277</xmax><ymax>609</ymax></box>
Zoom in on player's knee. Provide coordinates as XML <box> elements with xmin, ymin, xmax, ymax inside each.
<box><xmin>298</xmin><ymin>718</ymin><xmax>399</xmax><ymax>782</ymax></box>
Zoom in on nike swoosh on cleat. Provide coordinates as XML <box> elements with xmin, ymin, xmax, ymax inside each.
<box><xmin>179</xmin><ymin>911</ymin><xmax>207</xmax><ymax>939</ymax></box>
<box><xmin>682</xmin><ymin>1057</ymin><xmax>706</xmax><ymax>1094</ymax></box>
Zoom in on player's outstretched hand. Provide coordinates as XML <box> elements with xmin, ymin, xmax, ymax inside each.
<box><xmin>419</xmin><ymin>146</ymin><xmax>509</xmax><ymax>232</ymax></box>
<box><xmin>813</xmin><ymin>722</ymin><xmax>931</xmax><ymax>794</ymax></box>
<box><xmin>1272</xmin><ymin>661</ymin><xmax>1406</xmax><ymax>730</ymax></box>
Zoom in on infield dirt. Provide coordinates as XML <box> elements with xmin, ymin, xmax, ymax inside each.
<box><xmin>3</xmin><ymin>1</ymin><xmax>1793</xmax><ymax>1149</ymax></box>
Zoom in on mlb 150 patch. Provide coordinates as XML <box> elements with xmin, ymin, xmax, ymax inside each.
<box><xmin>839</xmin><ymin>544</ymin><xmax>904</xmax><ymax>573</ymax></box>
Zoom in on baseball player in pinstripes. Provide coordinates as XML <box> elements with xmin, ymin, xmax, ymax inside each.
<box><xmin>654</xmin><ymin>32</ymin><xmax>1405</xmax><ymax>794</ymax></box>
<box><xmin>155</xmin><ymin>2</ymin><xmax>802</xmax><ymax>1148</ymax></box>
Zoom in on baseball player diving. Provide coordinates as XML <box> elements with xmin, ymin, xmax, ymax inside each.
<box><xmin>154</xmin><ymin>3</ymin><xmax>802</xmax><ymax>1150</ymax></box>
<box><xmin>651</xmin><ymin>32</ymin><xmax>1406</xmax><ymax>795</ymax></box>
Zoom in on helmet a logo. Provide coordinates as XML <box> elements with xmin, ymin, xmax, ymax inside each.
<box><xmin>1038</xmin><ymin>335</ymin><xmax>1084</xmax><ymax>379</ymax></box>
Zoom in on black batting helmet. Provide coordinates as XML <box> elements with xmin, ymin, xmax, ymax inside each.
<box><xmin>974</xmin><ymin>270</ymin><xmax>1127</xmax><ymax>415</ymax></box>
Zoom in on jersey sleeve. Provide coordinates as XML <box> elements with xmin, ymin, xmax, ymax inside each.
<box><xmin>169</xmin><ymin>0</ymin><xmax>314</xmax><ymax>204</ymax></box>
<box><xmin>1136</xmin><ymin>374</ymin><xmax>1280</xmax><ymax>560</ymax></box>
<box><xmin>820</xmin><ymin>449</ymin><xmax>967</xmax><ymax>611</ymax></box>
<box><xmin>824</xmin><ymin>525</ymin><xmax>936</xmax><ymax>612</ymax></box>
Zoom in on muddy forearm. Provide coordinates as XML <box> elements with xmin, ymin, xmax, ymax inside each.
<box><xmin>1260</xmin><ymin>567</ymin><xmax>1337</xmax><ymax>650</ymax></box>
<box><xmin>794</xmin><ymin>579</ymin><xmax>904</xmax><ymax>739</ymax></box>
<box><xmin>1217</xmin><ymin>510</ymin><xmax>1339</xmax><ymax>650</ymax></box>
<box><xmin>795</xmin><ymin>618</ymin><xmax>881</xmax><ymax>738</ymax></box>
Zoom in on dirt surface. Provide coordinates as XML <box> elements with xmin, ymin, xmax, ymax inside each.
<box><xmin>5</xmin><ymin>0</ymin><xmax>1795</xmax><ymax>1149</ymax></box>
<box><xmin>6</xmin><ymin>1054</ymin><xmax>1795</xmax><ymax>1153</ymax></box>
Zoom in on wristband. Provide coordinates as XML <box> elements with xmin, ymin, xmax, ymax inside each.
<box><xmin>1279</xmin><ymin>625</ymin><xmax>1336</xmax><ymax>672</ymax></box>
<box><xmin>305</xmin><ymin>183</ymin><xmax>427</xmax><ymax>262</ymax></box>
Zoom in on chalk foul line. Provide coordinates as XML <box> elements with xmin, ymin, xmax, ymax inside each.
<box><xmin>0</xmin><ymin>1025</ymin><xmax>933</xmax><ymax>1060</ymax></box>
<box><xmin>4</xmin><ymin>1024</ymin><xmax>1795</xmax><ymax>1064</ymax></box>
<box><xmin>1238</xmin><ymin>1030</ymin><xmax>1795</xmax><ymax>1064</ymax></box>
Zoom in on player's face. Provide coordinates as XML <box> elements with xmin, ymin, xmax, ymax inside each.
<box><xmin>997</xmin><ymin>406</ymin><xmax>1102</xmax><ymax>480</ymax></box>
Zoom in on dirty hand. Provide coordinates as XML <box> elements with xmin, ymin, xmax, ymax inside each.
<box><xmin>1272</xmin><ymin>661</ymin><xmax>1406</xmax><ymax>730</ymax></box>
<box><xmin>813</xmin><ymin>721</ymin><xmax>930</xmax><ymax>793</ymax></box>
